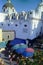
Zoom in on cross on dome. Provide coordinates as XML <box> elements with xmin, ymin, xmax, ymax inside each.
<box><xmin>7</xmin><ymin>0</ymin><xmax>11</xmax><ymax>3</ymax></box>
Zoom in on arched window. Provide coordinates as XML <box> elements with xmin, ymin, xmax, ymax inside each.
<box><xmin>12</xmin><ymin>13</ymin><xmax>16</xmax><ymax>20</ymax></box>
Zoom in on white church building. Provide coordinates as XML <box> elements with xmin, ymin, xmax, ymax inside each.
<box><xmin>0</xmin><ymin>0</ymin><xmax>43</xmax><ymax>42</ymax></box>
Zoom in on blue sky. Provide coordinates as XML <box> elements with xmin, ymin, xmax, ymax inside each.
<box><xmin>0</xmin><ymin>0</ymin><xmax>41</xmax><ymax>12</ymax></box>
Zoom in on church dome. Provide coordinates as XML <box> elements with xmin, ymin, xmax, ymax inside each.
<box><xmin>3</xmin><ymin>3</ymin><xmax>14</xmax><ymax>9</ymax></box>
<box><xmin>39</xmin><ymin>0</ymin><xmax>43</xmax><ymax>6</ymax></box>
<box><xmin>3</xmin><ymin>0</ymin><xmax>14</xmax><ymax>9</ymax></box>
<box><xmin>2</xmin><ymin>0</ymin><xmax>17</xmax><ymax>15</ymax></box>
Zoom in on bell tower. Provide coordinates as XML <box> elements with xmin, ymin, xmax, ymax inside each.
<box><xmin>36</xmin><ymin>0</ymin><xmax>43</xmax><ymax>13</ymax></box>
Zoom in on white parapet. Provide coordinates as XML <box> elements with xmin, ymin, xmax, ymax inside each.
<box><xmin>0</xmin><ymin>13</ymin><xmax>7</xmax><ymax>22</ymax></box>
<box><xmin>0</xmin><ymin>29</ymin><xmax>15</xmax><ymax>42</ymax></box>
